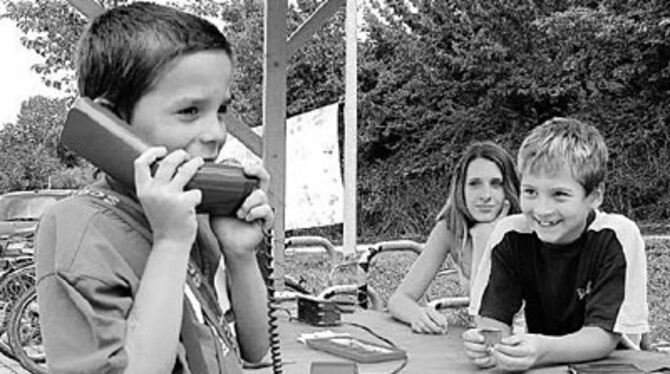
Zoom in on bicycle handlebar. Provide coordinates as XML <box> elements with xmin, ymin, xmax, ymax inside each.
<box><xmin>284</xmin><ymin>236</ymin><xmax>340</xmax><ymax>260</ymax></box>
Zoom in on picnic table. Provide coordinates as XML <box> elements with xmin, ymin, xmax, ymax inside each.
<box><xmin>246</xmin><ymin>309</ymin><xmax>670</xmax><ymax>374</ymax></box>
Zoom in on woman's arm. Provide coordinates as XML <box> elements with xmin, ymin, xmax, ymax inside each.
<box><xmin>388</xmin><ymin>220</ymin><xmax>455</xmax><ymax>333</ymax></box>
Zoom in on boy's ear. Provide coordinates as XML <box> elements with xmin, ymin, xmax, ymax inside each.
<box><xmin>587</xmin><ymin>183</ymin><xmax>605</xmax><ymax>209</ymax></box>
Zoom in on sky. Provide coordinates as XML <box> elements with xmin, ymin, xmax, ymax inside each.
<box><xmin>0</xmin><ymin>15</ymin><xmax>63</xmax><ymax>126</ymax></box>
<box><xmin>0</xmin><ymin>0</ymin><xmax>222</xmax><ymax>128</ymax></box>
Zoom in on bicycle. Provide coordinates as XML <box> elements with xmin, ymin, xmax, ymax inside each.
<box><xmin>318</xmin><ymin>239</ymin><xmax>425</xmax><ymax>311</ymax></box>
<box><xmin>308</xmin><ymin>238</ymin><xmax>469</xmax><ymax>313</ymax></box>
<box><xmin>0</xmin><ymin>238</ymin><xmax>321</xmax><ymax>374</ymax></box>
<box><xmin>0</xmin><ymin>260</ymin><xmax>36</xmax><ymax>359</ymax></box>
<box><xmin>7</xmin><ymin>286</ymin><xmax>46</xmax><ymax>374</ymax></box>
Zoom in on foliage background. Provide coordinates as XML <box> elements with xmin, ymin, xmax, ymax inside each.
<box><xmin>1</xmin><ymin>0</ymin><xmax>669</xmax><ymax>242</ymax></box>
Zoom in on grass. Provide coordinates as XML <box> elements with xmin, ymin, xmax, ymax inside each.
<box><xmin>646</xmin><ymin>238</ymin><xmax>670</xmax><ymax>343</ymax></box>
<box><xmin>282</xmin><ymin>237</ymin><xmax>670</xmax><ymax>344</ymax></box>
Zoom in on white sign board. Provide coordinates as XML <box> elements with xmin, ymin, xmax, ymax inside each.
<box><xmin>218</xmin><ymin>103</ymin><xmax>343</xmax><ymax>230</ymax></box>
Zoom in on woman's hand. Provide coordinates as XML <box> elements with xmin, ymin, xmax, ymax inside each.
<box><xmin>134</xmin><ymin>147</ymin><xmax>203</xmax><ymax>247</ymax></box>
<box><xmin>210</xmin><ymin>163</ymin><xmax>274</xmax><ymax>261</ymax></box>
<box><xmin>409</xmin><ymin>306</ymin><xmax>449</xmax><ymax>334</ymax></box>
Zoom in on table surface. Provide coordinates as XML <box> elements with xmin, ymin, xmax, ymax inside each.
<box><xmin>246</xmin><ymin>310</ymin><xmax>670</xmax><ymax>374</ymax></box>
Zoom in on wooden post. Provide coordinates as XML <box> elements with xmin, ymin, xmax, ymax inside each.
<box><xmin>66</xmin><ymin>0</ymin><xmax>104</xmax><ymax>19</ymax></box>
<box><xmin>263</xmin><ymin>1</ymin><xmax>288</xmax><ymax>288</ymax></box>
<box><xmin>286</xmin><ymin>0</ymin><xmax>346</xmax><ymax>57</ymax></box>
<box><xmin>224</xmin><ymin>114</ymin><xmax>263</xmax><ymax>157</ymax></box>
<box><xmin>343</xmin><ymin>0</ymin><xmax>358</xmax><ymax>255</ymax></box>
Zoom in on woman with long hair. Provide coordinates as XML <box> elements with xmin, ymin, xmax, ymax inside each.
<box><xmin>388</xmin><ymin>141</ymin><xmax>520</xmax><ymax>334</ymax></box>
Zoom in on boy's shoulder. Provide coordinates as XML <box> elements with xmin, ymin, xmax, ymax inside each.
<box><xmin>42</xmin><ymin>193</ymin><xmax>104</xmax><ymax>229</ymax></box>
<box><xmin>485</xmin><ymin>214</ymin><xmax>533</xmax><ymax>249</ymax></box>
<box><xmin>588</xmin><ymin>210</ymin><xmax>641</xmax><ymax>234</ymax></box>
<box><xmin>489</xmin><ymin>211</ymin><xmax>642</xmax><ymax>239</ymax></box>
<box><xmin>43</xmin><ymin>181</ymin><xmax>143</xmax><ymax>229</ymax></box>
<box><xmin>38</xmin><ymin>191</ymin><xmax>148</xmax><ymax>274</ymax></box>
<box><xmin>496</xmin><ymin>214</ymin><xmax>531</xmax><ymax>232</ymax></box>
<box><xmin>491</xmin><ymin>214</ymin><xmax>532</xmax><ymax>237</ymax></box>
<box><xmin>39</xmin><ymin>192</ymin><xmax>124</xmax><ymax>252</ymax></box>
<box><xmin>586</xmin><ymin>210</ymin><xmax>644</xmax><ymax>250</ymax></box>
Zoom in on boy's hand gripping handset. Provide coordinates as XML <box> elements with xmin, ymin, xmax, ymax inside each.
<box><xmin>60</xmin><ymin>97</ymin><xmax>258</xmax><ymax>216</ymax></box>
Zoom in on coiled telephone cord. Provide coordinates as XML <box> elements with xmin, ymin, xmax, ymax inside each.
<box><xmin>262</xmin><ymin>229</ymin><xmax>283</xmax><ymax>374</ymax></box>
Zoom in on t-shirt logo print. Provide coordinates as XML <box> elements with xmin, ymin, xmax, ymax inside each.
<box><xmin>576</xmin><ymin>280</ymin><xmax>593</xmax><ymax>300</ymax></box>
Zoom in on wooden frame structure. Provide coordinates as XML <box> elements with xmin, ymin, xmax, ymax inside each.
<box><xmin>66</xmin><ymin>0</ymin><xmax>359</xmax><ymax>286</ymax></box>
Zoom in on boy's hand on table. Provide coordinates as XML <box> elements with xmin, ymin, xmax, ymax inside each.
<box><xmin>489</xmin><ymin>333</ymin><xmax>545</xmax><ymax>371</ymax></box>
<box><xmin>462</xmin><ymin>328</ymin><xmax>496</xmax><ymax>369</ymax></box>
<box><xmin>210</xmin><ymin>163</ymin><xmax>274</xmax><ymax>260</ymax></box>
<box><xmin>410</xmin><ymin>306</ymin><xmax>448</xmax><ymax>334</ymax></box>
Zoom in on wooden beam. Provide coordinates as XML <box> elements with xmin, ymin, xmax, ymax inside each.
<box><xmin>224</xmin><ymin>114</ymin><xmax>262</xmax><ymax>157</ymax></box>
<box><xmin>66</xmin><ymin>0</ymin><xmax>104</xmax><ymax>19</ymax></box>
<box><xmin>263</xmin><ymin>0</ymin><xmax>288</xmax><ymax>288</ymax></box>
<box><xmin>286</xmin><ymin>0</ymin><xmax>346</xmax><ymax>57</ymax></box>
<box><xmin>343</xmin><ymin>0</ymin><xmax>358</xmax><ymax>255</ymax></box>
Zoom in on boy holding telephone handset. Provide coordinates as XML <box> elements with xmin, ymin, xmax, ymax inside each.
<box><xmin>35</xmin><ymin>2</ymin><xmax>271</xmax><ymax>373</ymax></box>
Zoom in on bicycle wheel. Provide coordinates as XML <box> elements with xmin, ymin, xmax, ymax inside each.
<box><xmin>0</xmin><ymin>263</ymin><xmax>35</xmax><ymax>358</ymax></box>
<box><xmin>8</xmin><ymin>287</ymin><xmax>47</xmax><ymax>374</ymax></box>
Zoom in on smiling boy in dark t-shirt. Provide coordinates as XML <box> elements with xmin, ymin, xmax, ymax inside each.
<box><xmin>463</xmin><ymin>118</ymin><xmax>648</xmax><ymax>371</ymax></box>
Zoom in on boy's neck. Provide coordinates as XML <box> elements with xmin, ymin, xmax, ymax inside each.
<box><xmin>102</xmin><ymin>174</ymin><xmax>138</xmax><ymax>201</ymax></box>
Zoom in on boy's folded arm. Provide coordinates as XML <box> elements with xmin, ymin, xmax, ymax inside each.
<box><xmin>534</xmin><ymin>326</ymin><xmax>620</xmax><ymax>366</ymax></box>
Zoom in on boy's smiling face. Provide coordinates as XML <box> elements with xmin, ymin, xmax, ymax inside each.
<box><xmin>130</xmin><ymin>50</ymin><xmax>233</xmax><ymax>161</ymax></box>
<box><xmin>520</xmin><ymin>163</ymin><xmax>602</xmax><ymax>245</ymax></box>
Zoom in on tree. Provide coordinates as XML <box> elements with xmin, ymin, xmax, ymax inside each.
<box><xmin>2</xmin><ymin>0</ymin><xmax>92</xmax><ymax>93</ymax></box>
<box><xmin>0</xmin><ymin>0</ymin><xmax>347</xmax><ymax>195</ymax></box>
<box><xmin>0</xmin><ymin>96</ymin><xmax>94</xmax><ymax>192</ymax></box>
<box><xmin>1</xmin><ymin>0</ymin><xmax>347</xmax><ymax>123</ymax></box>
<box><xmin>356</xmin><ymin>0</ymin><xmax>670</xmax><ymax>238</ymax></box>
<box><xmin>5</xmin><ymin>0</ymin><xmax>668</xmax><ymax>239</ymax></box>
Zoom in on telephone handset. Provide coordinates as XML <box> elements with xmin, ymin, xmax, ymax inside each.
<box><xmin>60</xmin><ymin>97</ymin><xmax>258</xmax><ymax>216</ymax></box>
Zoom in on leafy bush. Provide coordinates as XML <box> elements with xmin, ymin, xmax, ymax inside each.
<box><xmin>356</xmin><ymin>1</ymin><xmax>670</xmax><ymax>239</ymax></box>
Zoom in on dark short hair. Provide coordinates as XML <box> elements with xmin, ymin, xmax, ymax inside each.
<box><xmin>76</xmin><ymin>2</ymin><xmax>233</xmax><ymax>121</ymax></box>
